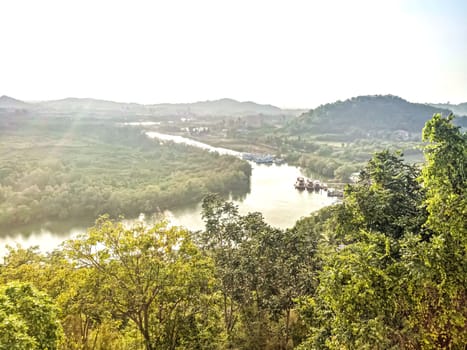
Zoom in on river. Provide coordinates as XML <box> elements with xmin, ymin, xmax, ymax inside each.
<box><xmin>0</xmin><ymin>131</ymin><xmax>337</xmax><ymax>256</ymax></box>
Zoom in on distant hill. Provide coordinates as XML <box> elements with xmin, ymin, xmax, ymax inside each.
<box><xmin>430</xmin><ymin>102</ymin><xmax>467</xmax><ymax>116</ymax></box>
<box><xmin>0</xmin><ymin>95</ymin><xmax>30</xmax><ymax>109</ymax></box>
<box><xmin>0</xmin><ymin>96</ymin><xmax>296</xmax><ymax>118</ymax></box>
<box><xmin>285</xmin><ymin>95</ymin><xmax>452</xmax><ymax>140</ymax></box>
<box><xmin>36</xmin><ymin>97</ymin><xmax>144</xmax><ymax>112</ymax></box>
<box><xmin>149</xmin><ymin>98</ymin><xmax>288</xmax><ymax>117</ymax></box>
<box><xmin>3</xmin><ymin>95</ymin><xmax>463</xmax><ymax>128</ymax></box>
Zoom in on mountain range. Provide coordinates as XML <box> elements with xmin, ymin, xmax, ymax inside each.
<box><xmin>0</xmin><ymin>95</ymin><xmax>300</xmax><ymax>118</ymax></box>
<box><xmin>1</xmin><ymin>94</ymin><xmax>465</xmax><ymax>137</ymax></box>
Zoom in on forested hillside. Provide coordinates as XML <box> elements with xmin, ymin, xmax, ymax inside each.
<box><xmin>1</xmin><ymin>114</ymin><xmax>465</xmax><ymax>349</ymax></box>
<box><xmin>260</xmin><ymin>96</ymin><xmax>462</xmax><ymax>180</ymax></box>
<box><xmin>286</xmin><ymin>95</ymin><xmax>451</xmax><ymax>140</ymax></box>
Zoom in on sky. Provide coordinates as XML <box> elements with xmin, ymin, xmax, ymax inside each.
<box><xmin>1</xmin><ymin>0</ymin><xmax>466</xmax><ymax>108</ymax></box>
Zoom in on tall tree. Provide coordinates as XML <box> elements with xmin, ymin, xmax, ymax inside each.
<box><xmin>405</xmin><ymin>113</ymin><xmax>467</xmax><ymax>348</ymax></box>
<box><xmin>200</xmin><ymin>194</ymin><xmax>321</xmax><ymax>349</ymax></box>
<box><xmin>421</xmin><ymin>113</ymin><xmax>466</xmax><ymax>235</ymax></box>
<box><xmin>66</xmin><ymin>217</ymin><xmax>222</xmax><ymax>350</ymax></box>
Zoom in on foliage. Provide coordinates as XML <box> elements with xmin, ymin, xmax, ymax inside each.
<box><xmin>199</xmin><ymin>194</ymin><xmax>323</xmax><ymax>349</ymax></box>
<box><xmin>406</xmin><ymin>113</ymin><xmax>467</xmax><ymax>348</ymax></box>
<box><xmin>0</xmin><ymin>117</ymin><xmax>251</xmax><ymax>229</ymax></box>
<box><xmin>0</xmin><ymin>113</ymin><xmax>465</xmax><ymax>349</ymax></box>
<box><xmin>421</xmin><ymin>113</ymin><xmax>466</xmax><ymax>235</ymax></box>
<box><xmin>342</xmin><ymin>150</ymin><xmax>428</xmax><ymax>240</ymax></box>
<box><xmin>297</xmin><ymin>114</ymin><xmax>467</xmax><ymax>349</ymax></box>
<box><xmin>237</xmin><ymin>95</ymin><xmax>465</xmax><ymax>181</ymax></box>
<box><xmin>0</xmin><ymin>282</ymin><xmax>62</xmax><ymax>350</ymax></box>
<box><xmin>65</xmin><ymin>217</ymin><xmax>223</xmax><ymax>350</ymax></box>
<box><xmin>287</xmin><ymin>95</ymin><xmax>450</xmax><ymax>137</ymax></box>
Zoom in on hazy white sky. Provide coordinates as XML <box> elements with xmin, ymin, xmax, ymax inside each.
<box><xmin>1</xmin><ymin>0</ymin><xmax>466</xmax><ymax>108</ymax></box>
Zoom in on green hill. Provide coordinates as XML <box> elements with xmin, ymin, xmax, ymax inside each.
<box><xmin>285</xmin><ymin>95</ymin><xmax>452</xmax><ymax>140</ymax></box>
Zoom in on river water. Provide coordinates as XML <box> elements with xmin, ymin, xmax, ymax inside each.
<box><xmin>0</xmin><ymin>131</ymin><xmax>337</xmax><ymax>255</ymax></box>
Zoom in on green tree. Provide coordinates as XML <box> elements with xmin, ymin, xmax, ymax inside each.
<box><xmin>199</xmin><ymin>194</ymin><xmax>247</xmax><ymax>346</ymax></box>
<box><xmin>200</xmin><ymin>194</ymin><xmax>321</xmax><ymax>349</ymax></box>
<box><xmin>0</xmin><ymin>282</ymin><xmax>62</xmax><ymax>350</ymax></box>
<box><xmin>297</xmin><ymin>114</ymin><xmax>467</xmax><ymax>349</ymax></box>
<box><xmin>341</xmin><ymin>150</ymin><xmax>428</xmax><ymax>240</ymax></box>
<box><xmin>421</xmin><ymin>113</ymin><xmax>466</xmax><ymax>235</ymax></box>
<box><xmin>333</xmin><ymin>164</ymin><xmax>357</xmax><ymax>182</ymax></box>
<box><xmin>65</xmin><ymin>217</ymin><xmax>222</xmax><ymax>350</ymax></box>
<box><xmin>403</xmin><ymin>113</ymin><xmax>467</xmax><ymax>348</ymax></box>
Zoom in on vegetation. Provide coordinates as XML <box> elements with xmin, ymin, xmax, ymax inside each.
<box><xmin>185</xmin><ymin>95</ymin><xmax>457</xmax><ymax>181</ymax></box>
<box><xmin>296</xmin><ymin>114</ymin><xmax>466</xmax><ymax>349</ymax></box>
<box><xmin>271</xmin><ymin>95</ymin><xmax>459</xmax><ymax>180</ymax></box>
<box><xmin>0</xmin><ymin>117</ymin><xmax>251</xmax><ymax>230</ymax></box>
<box><xmin>0</xmin><ymin>282</ymin><xmax>62</xmax><ymax>349</ymax></box>
<box><xmin>286</xmin><ymin>95</ymin><xmax>451</xmax><ymax>138</ymax></box>
<box><xmin>0</xmin><ymin>113</ymin><xmax>465</xmax><ymax>348</ymax></box>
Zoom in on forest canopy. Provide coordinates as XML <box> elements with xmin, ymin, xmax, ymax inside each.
<box><xmin>0</xmin><ymin>113</ymin><xmax>465</xmax><ymax>349</ymax></box>
<box><xmin>0</xmin><ymin>117</ymin><xmax>251</xmax><ymax>230</ymax></box>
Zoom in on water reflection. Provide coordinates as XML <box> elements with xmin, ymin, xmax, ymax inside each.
<box><xmin>167</xmin><ymin>163</ymin><xmax>337</xmax><ymax>231</ymax></box>
<box><xmin>0</xmin><ymin>226</ymin><xmax>87</xmax><ymax>257</ymax></box>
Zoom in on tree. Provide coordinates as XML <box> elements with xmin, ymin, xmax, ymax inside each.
<box><xmin>199</xmin><ymin>194</ymin><xmax>249</xmax><ymax>346</ymax></box>
<box><xmin>65</xmin><ymin>217</ymin><xmax>222</xmax><ymax>350</ymax></box>
<box><xmin>333</xmin><ymin>164</ymin><xmax>357</xmax><ymax>182</ymax></box>
<box><xmin>421</xmin><ymin>113</ymin><xmax>466</xmax><ymax>235</ymax></box>
<box><xmin>341</xmin><ymin>150</ymin><xmax>428</xmax><ymax>240</ymax></box>
<box><xmin>0</xmin><ymin>282</ymin><xmax>62</xmax><ymax>350</ymax></box>
<box><xmin>297</xmin><ymin>114</ymin><xmax>467</xmax><ymax>349</ymax></box>
<box><xmin>200</xmin><ymin>194</ymin><xmax>322</xmax><ymax>349</ymax></box>
<box><xmin>404</xmin><ymin>113</ymin><xmax>467</xmax><ymax>348</ymax></box>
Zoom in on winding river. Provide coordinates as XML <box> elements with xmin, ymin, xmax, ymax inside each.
<box><xmin>0</xmin><ymin>131</ymin><xmax>337</xmax><ymax>255</ymax></box>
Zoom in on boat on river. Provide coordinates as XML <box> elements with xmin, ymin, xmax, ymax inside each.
<box><xmin>294</xmin><ymin>177</ymin><xmax>306</xmax><ymax>190</ymax></box>
<box><xmin>306</xmin><ymin>179</ymin><xmax>328</xmax><ymax>191</ymax></box>
<box><xmin>313</xmin><ymin>180</ymin><xmax>321</xmax><ymax>191</ymax></box>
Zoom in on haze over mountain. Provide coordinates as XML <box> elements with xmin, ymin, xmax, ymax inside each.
<box><xmin>150</xmin><ymin>98</ymin><xmax>286</xmax><ymax>117</ymax></box>
<box><xmin>36</xmin><ymin>97</ymin><xmax>143</xmax><ymax>112</ymax></box>
<box><xmin>0</xmin><ymin>95</ymin><xmax>30</xmax><ymax>109</ymax></box>
<box><xmin>429</xmin><ymin>102</ymin><xmax>467</xmax><ymax>117</ymax></box>
<box><xmin>0</xmin><ymin>96</ymin><xmax>299</xmax><ymax>118</ymax></box>
<box><xmin>2</xmin><ymin>94</ymin><xmax>465</xmax><ymax>133</ymax></box>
